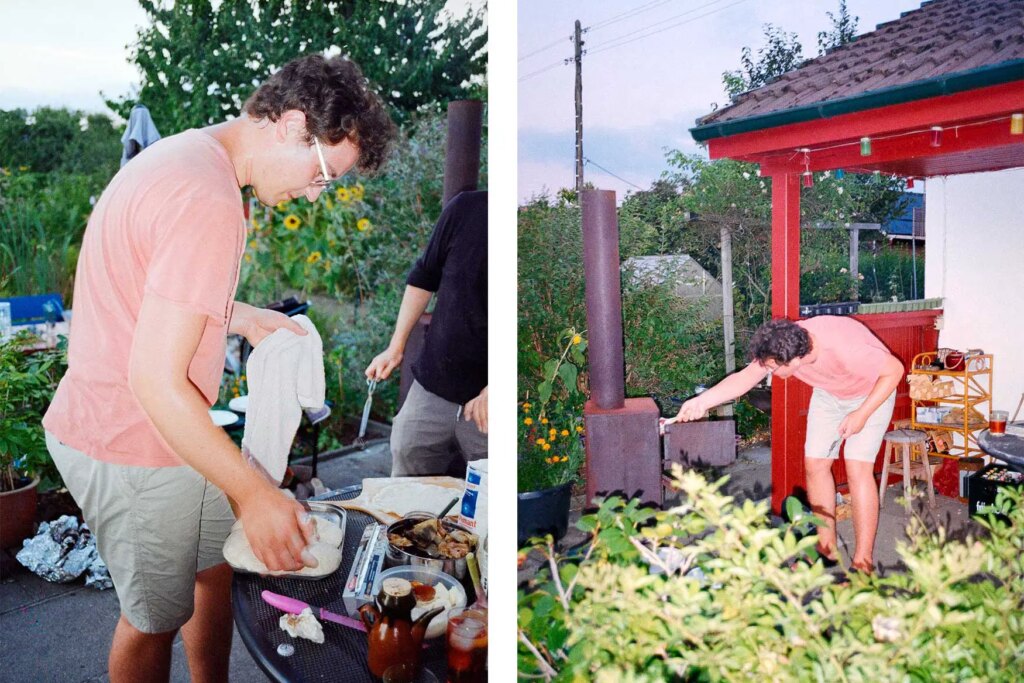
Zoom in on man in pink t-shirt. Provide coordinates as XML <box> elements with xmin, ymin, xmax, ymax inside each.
<box><xmin>670</xmin><ymin>316</ymin><xmax>904</xmax><ymax>575</ymax></box>
<box><xmin>43</xmin><ymin>55</ymin><xmax>394</xmax><ymax>682</ymax></box>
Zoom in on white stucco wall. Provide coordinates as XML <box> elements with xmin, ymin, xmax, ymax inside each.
<box><xmin>924</xmin><ymin>167</ymin><xmax>1024</xmax><ymax>417</ymax></box>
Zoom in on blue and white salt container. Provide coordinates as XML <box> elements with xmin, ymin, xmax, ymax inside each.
<box><xmin>458</xmin><ymin>459</ymin><xmax>488</xmax><ymax>540</ymax></box>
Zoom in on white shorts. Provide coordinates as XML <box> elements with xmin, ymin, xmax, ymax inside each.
<box><xmin>804</xmin><ymin>388</ymin><xmax>896</xmax><ymax>463</ymax></box>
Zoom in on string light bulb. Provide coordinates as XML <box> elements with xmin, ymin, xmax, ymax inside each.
<box><xmin>930</xmin><ymin>126</ymin><xmax>943</xmax><ymax>147</ymax></box>
<box><xmin>802</xmin><ymin>170</ymin><xmax>813</xmax><ymax>188</ymax></box>
<box><xmin>907</xmin><ymin>177</ymin><xmax>915</xmax><ymax>189</ymax></box>
<box><xmin>1012</xmin><ymin>113</ymin><xmax>1024</xmax><ymax>135</ymax></box>
<box><xmin>834</xmin><ymin>169</ymin><xmax>845</xmax><ymax>179</ymax></box>
<box><xmin>860</xmin><ymin>137</ymin><xmax>872</xmax><ymax>156</ymax></box>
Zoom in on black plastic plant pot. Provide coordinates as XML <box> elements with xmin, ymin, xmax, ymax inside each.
<box><xmin>517</xmin><ymin>481</ymin><xmax>573</xmax><ymax>547</ymax></box>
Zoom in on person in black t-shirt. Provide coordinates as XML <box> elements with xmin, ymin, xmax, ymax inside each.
<box><xmin>365</xmin><ymin>190</ymin><xmax>487</xmax><ymax>474</ymax></box>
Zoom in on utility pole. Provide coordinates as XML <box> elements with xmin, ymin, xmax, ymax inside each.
<box><xmin>574</xmin><ymin>19</ymin><xmax>584</xmax><ymax>197</ymax></box>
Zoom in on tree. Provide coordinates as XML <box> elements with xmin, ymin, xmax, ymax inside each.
<box><xmin>107</xmin><ymin>0</ymin><xmax>487</xmax><ymax>135</ymax></box>
<box><xmin>818</xmin><ymin>0</ymin><xmax>859</xmax><ymax>54</ymax></box>
<box><xmin>0</xmin><ymin>108</ymin><xmax>120</xmax><ymax>177</ymax></box>
<box><xmin>722</xmin><ymin>24</ymin><xmax>803</xmax><ymax>100</ymax></box>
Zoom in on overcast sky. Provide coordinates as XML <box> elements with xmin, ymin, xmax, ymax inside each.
<box><xmin>0</xmin><ymin>0</ymin><xmax>482</xmax><ymax>120</ymax></box>
<box><xmin>518</xmin><ymin>0</ymin><xmax>924</xmax><ymax>203</ymax></box>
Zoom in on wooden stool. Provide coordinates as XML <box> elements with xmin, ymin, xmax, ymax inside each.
<box><xmin>878</xmin><ymin>429</ymin><xmax>935</xmax><ymax>510</ymax></box>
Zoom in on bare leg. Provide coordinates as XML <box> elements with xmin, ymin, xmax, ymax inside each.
<box><xmin>180</xmin><ymin>562</ymin><xmax>234</xmax><ymax>683</ymax></box>
<box><xmin>804</xmin><ymin>457</ymin><xmax>838</xmax><ymax>559</ymax></box>
<box><xmin>844</xmin><ymin>460</ymin><xmax>879</xmax><ymax>572</ymax></box>
<box><xmin>109</xmin><ymin>615</ymin><xmax>177</xmax><ymax>683</ymax></box>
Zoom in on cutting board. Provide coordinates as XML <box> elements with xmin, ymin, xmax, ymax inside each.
<box><xmin>322</xmin><ymin>476</ymin><xmax>464</xmax><ymax>524</ymax></box>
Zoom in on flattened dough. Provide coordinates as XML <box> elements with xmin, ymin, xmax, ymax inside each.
<box><xmin>223</xmin><ymin>516</ymin><xmax>342</xmax><ymax>577</ymax></box>
<box><xmin>370</xmin><ymin>483</ymin><xmax>460</xmax><ymax>518</ymax></box>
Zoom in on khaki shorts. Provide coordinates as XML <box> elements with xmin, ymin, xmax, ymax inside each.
<box><xmin>46</xmin><ymin>431</ymin><xmax>235</xmax><ymax>633</ymax></box>
<box><xmin>804</xmin><ymin>388</ymin><xmax>896</xmax><ymax>462</ymax></box>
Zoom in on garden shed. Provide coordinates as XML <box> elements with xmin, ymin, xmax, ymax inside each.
<box><xmin>690</xmin><ymin>0</ymin><xmax>1024</xmax><ymax>513</ymax></box>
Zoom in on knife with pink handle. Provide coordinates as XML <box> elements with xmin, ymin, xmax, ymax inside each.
<box><xmin>261</xmin><ymin>590</ymin><xmax>366</xmax><ymax>632</ymax></box>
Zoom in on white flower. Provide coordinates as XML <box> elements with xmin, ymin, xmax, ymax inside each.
<box><xmin>840</xmin><ymin>267</ymin><xmax>848</xmax><ymax>274</ymax></box>
<box><xmin>872</xmin><ymin>615</ymin><xmax>903</xmax><ymax>643</ymax></box>
<box><xmin>837</xmin><ymin>186</ymin><xmax>845</xmax><ymax>195</ymax></box>
<box><xmin>822</xmin><ymin>170</ymin><xmax>831</xmax><ymax>179</ymax></box>
<box><xmin>858</xmin><ymin>273</ymin><xmax>865</xmax><ymax>280</ymax></box>
<box><xmin>742</xmin><ymin>172</ymin><xmax>751</xmax><ymax>180</ymax></box>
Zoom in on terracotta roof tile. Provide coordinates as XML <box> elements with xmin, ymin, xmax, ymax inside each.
<box><xmin>700</xmin><ymin>0</ymin><xmax>1024</xmax><ymax>126</ymax></box>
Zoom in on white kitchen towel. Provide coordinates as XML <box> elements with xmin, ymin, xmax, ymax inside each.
<box><xmin>242</xmin><ymin>314</ymin><xmax>325</xmax><ymax>483</ymax></box>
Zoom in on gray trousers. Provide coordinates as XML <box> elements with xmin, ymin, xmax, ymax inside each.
<box><xmin>390</xmin><ymin>380</ymin><xmax>488</xmax><ymax>476</ymax></box>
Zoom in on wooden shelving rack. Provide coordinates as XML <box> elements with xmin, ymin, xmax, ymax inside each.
<box><xmin>908</xmin><ymin>351</ymin><xmax>993</xmax><ymax>460</ymax></box>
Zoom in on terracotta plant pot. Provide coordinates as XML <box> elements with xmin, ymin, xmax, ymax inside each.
<box><xmin>517</xmin><ymin>481</ymin><xmax>573</xmax><ymax>547</ymax></box>
<box><xmin>0</xmin><ymin>476</ymin><xmax>40</xmax><ymax>549</ymax></box>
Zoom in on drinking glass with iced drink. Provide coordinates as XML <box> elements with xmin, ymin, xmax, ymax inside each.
<box><xmin>989</xmin><ymin>410</ymin><xmax>1008</xmax><ymax>435</ymax></box>
<box><xmin>446</xmin><ymin>607</ymin><xmax>487</xmax><ymax>683</ymax></box>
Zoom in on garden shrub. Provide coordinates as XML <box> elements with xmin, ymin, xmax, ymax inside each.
<box><xmin>519</xmin><ymin>465</ymin><xmax>1024</xmax><ymax>681</ymax></box>
<box><xmin>518</xmin><ymin>199</ymin><xmax>720</xmax><ymax>421</ymax></box>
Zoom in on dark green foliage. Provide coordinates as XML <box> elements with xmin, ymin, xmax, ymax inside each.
<box><xmin>107</xmin><ymin>0</ymin><xmax>487</xmax><ymax>134</ymax></box>
<box><xmin>0</xmin><ymin>336</ymin><xmax>67</xmax><ymax>491</ymax></box>
<box><xmin>818</xmin><ymin>0</ymin><xmax>859</xmax><ymax>55</ymax></box>
<box><xmin>722</xmin><ymin>24</ymin><xmax>804</xmax><ymax>100</ymax></box>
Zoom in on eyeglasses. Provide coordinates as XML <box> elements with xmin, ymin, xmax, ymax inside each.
<box><xmin>311</xmin><ymin>137</ymin><xmax>334</xmax><ymax>189</ymax></box>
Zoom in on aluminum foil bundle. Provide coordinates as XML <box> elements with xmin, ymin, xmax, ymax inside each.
<box><xmin>15</xmin><ymin>515</ymin><xmax>111</xmax><ymax>589</ymax></box>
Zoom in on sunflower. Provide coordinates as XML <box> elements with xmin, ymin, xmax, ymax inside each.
<box><xmin>284</xmin><ymin>214</ymin><xmax>301</xmax><ymax>230</ymax></box>
<box><xmin>307</xmin><ymin>251</ymin><xmax>322</xmax><ymax>264</ymax></box>
<box><xmin>352</xmin><ymin>183</ymin><xmax>365</xmax><ymax>201</ymax></box>
<box><xmin>357</xmin><ymin>218</ymin><xmax>371</xmax><ymax>232</ymax></box>
<box><xmin>336</xmin><ymin>187</ymin><xmax>352</xmax><ymax>203</ymax></box>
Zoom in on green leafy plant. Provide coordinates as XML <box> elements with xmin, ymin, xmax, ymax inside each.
<box><xmin>518</xmin><ymin>328</ymin><xmax>587</xmax><ymax>494</ymax></box>
<box><xmin>0</xmin><ymin>334</ymin><xmax>67</xmax><ymax>492</ymax></box>
<box><xmin>518</xmin><ymin>464</ymin><xmax>1024</xmax><ymax>681</ymax></box>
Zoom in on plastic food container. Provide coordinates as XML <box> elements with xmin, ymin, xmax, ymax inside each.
<box><xmin>371</xmin><ymin>565</ymin><xmax>467</xmax><ymax>639</ymax></box>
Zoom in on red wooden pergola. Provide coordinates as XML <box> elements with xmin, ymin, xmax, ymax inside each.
<box><xmin>692</xmin><ymin>54</ymin><xmax>1024</xmax><ymax>512</ymax></box>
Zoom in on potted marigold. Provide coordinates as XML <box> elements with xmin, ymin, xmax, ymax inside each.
<box><xmin>518</xmin><ymin>328</ymin><xmax>587</xmax><ymax>546</ymax></box>
<box><xmin>0</xmin><ymin>334</ymin><xmax>66</xmax><ymax>548</ymax></box>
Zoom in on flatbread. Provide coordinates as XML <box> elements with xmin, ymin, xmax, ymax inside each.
<box><xmin>370</xmin><ymin>482</ymin><xmax>461</xmax><ymax>518</ymax></box>
<box><xmin>223</xmin><ymin>516</ymin><xmax>342</xmax><ymax>577</ymax></box>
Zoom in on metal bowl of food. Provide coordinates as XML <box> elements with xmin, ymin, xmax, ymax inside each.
<box><xmin>385</xmin><ymin>513</ymin><xmax>479</xmax><ymax>580</ymax></box>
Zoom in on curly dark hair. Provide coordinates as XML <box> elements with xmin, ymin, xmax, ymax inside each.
<box><xmin>243</xmin><ymin>54</ymin><xmax>396</xmax><ymax>174</ymax></box>
<box><xmin>748</xmin><ymin>319</ymin><xmax>812</xmax><ymax>365</ymax></box>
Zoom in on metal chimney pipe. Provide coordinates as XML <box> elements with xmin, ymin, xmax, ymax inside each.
<box><xmin>442</xmin><ymin>100</ymin><xmax>483</xmax><ymax>205</ymax></box>
<box><xmin>581</xmin><ymin>189</ymin><xmax>625</xmax><ymax>410</ymax></box>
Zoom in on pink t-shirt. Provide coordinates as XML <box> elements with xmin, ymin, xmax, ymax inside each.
<box><xmin>43</xmin><ymin>130</ymin><xmax>246</xmax><ymax>467</ymax></box>
<box><xmin>793</xmin><ymin>316</ymin><xmax>895</xmax><ymax>399</ymax></box>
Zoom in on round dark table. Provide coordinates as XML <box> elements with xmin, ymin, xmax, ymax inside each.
<box><xmin>978</xmin><ymin>423</ymin><xmax>1024</xmax><ymax>474</ymax></box>
<box><xmin>231</xmin><ymin>485</ymin><xmax>449</xmax><ymax>682</ymax></box>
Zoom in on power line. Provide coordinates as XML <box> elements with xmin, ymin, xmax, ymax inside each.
<box><xmin>518</xmin><ymin>34</ymin><xmax>572</xmax><ymax>63</ymax></box>
<box><xmin>518</xmin><ymin>57</ymin><xmax>571</xmax><ymax>83</ymax></box>
<box><xmin>587</xmin><ymin>0</ymin><xmax>752</xmax><ymax>58</ymax></box>
<box><xmin>588</xmin><ymin>0</ymin><xmax>679</xmax><ymax>31</ymax></box>
<box><xmin>584</xmin><ymin>158</ymin><xmax>645</xmax><ymax>191</ymax></box>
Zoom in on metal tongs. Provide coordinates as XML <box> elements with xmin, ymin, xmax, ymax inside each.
<box><xmin>355</xmin><ymin>378</ymin><xmax>378</xmax><ymax>449</ymax></box>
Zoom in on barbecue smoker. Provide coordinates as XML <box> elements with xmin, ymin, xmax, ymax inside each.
<box><xmin>581</xmin><ymin>189</ymin><xmax>736</xmax><ymax>507</ymax></box>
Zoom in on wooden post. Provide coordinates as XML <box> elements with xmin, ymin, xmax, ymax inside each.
<box><xmin>770</xmin><ymin>173</ymin><xmax>802</xmax><ymax>515</ymax></box>
<box><xmin>720</xmin><ymin>224</ymin><xmax>735</xmax><ymax>416</ymax></box>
